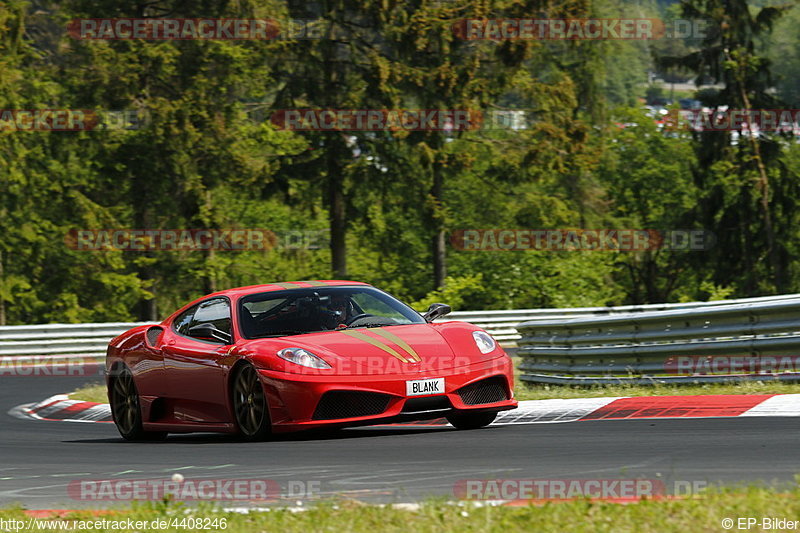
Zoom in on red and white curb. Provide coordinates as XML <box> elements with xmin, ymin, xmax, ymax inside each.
<box><xmin>9</xmin><ymin>393</ymin><xmax>800</xmax><ymax>426</ymax></box>
<box><xmin>516</xmin><ymin>393</ymin><xmax>800</xmax><ymax>422</ymax></box>
<box><xmin>8</xmin><ymin>394</ymin><xmax>112</xmax><ymax>423</ymax></box>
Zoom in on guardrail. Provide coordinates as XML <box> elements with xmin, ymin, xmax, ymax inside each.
<box><xmin>517</xmin><ymin>295</ymin><xmax>800</xmax><ymax>384</ymax></box>
<box><xmin>0</xmin><ymin>308</ymin><xmax>618</xmax><ymax>359</ymax></box>
<box><xmin>3</xmin><ymin>293</ymin><xmax>800</xmax><ymax>370</ymax></box>
<box><xmin>0</xmin><ymin>306</ymin><xmax>723</xmax><ymax>359</ymax></box>
<box><xmin>0</xmin><ymin>322</ymin><xmax>154</xmax><ymax>360</ymax></box>
<box><xmin>442</xmin><ymin>293</ymin><xmax>800</xmax><ymax>347</ymax></box>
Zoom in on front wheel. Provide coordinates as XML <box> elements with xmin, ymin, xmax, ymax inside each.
<box><xmin>109</xmin><ymin>367</ymin><xmax>166</xmax><ymax>441</ymax></box>
<box><xmin>232</xmin><ymin>364</ymin><xmax>271</xmax><ymax>441</ymax></box>
<box><xmin>446</xmin><ymin>410</ymin><xmax>498</xmax><ymax>430</ymax></box>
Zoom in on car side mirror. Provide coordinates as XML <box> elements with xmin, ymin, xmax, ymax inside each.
<box><xmin>188</xmin><ymin>323</ymin><xmax>232</xmax><ymax>344</ymax></box>
<box><xmin>422</xmin><ymin>303</ymin><xmax>451</xmax><ymax>323</ymax></box>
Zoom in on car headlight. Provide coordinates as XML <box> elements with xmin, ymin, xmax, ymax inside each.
<box><xmin>472</xmin><ymin>331</ymin><xmax>497</xmax><ymax>354</ymax></box>
<box><xmin>277</xmin><ymin>348</ymin><xmax>332</xmax><ymax>369</ymax></box>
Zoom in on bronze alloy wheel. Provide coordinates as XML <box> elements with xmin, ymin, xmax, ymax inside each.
<box><xmin>232</xmin><ymin>364</ymin><xmax>271</xmax><ymax>440</ymax></box>
<box><xmin>110</xmin><ymin>367</ymin><xmax>166</xmax><ymax>441</ymax></box>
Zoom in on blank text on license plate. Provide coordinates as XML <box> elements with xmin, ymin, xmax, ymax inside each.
<box><xmin>406</xmin><ymin>378</ymin><xmax>445</xmax><ymax>396</ymax></box>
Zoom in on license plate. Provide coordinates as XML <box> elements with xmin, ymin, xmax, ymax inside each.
<box><xmin>406</xmin><ymin>378</ymin><xmax>445</xmax><ymax>396</ymax></box>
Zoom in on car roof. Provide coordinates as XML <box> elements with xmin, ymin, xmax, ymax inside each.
<box><xmin>162</xmin><ymin>281</ymin><xmax>375</xmax><ymax>324</ymax></box>
<box><xmin>206</xmin><ymin>280</ymin><xmax>371</xmax><ymax>299</ymax></box>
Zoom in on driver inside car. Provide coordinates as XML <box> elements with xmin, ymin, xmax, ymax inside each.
<box><xmin>322</xmin><ymin>294</ymin><xmax>353</xmax><ymax>329</ymax></box>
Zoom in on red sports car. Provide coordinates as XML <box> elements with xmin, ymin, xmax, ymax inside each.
<box><xmin>106</xmin><ymin>280</ymin><xmax>517</xmax><ymax>440</ymax></box>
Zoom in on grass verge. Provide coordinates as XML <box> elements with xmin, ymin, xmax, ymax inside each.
<box><xmin>3</xmin><ymin>486</ymin><xmax>800</xmax><ymax>532</ymax></box>
<box><xmin>68</xmin><ymin>382</ymin><xmax>107</xmax><ymax>403</ymax></box>
<box><xmin>510</xmin><ymin>356</ymin><xmax>799</xmax><ymax>400</ymax></box>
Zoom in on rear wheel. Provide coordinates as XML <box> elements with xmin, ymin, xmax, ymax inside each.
<box><xmin>232</xmin><ymin>364</ymin><xmax>271</xmax><ymax>441</ymax></box>
<box><xmin>446</xmin><ymin>410</ymin><xmax>497</xmax><ymax>430</ymax></box>
<box><xmin>110</xmin><ymin>367</ymin><xmax>166</xmax><ymax>441</ymax></box>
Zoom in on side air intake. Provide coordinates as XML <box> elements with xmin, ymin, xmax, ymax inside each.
<box><xmin>145</xmin><ymin>327</ymin><xmax>164</xmax><ymax>347</ymax></box>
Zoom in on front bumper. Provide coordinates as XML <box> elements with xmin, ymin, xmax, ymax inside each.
<box><xmin>256</xmin><ymin>355</ymin><xmax>517</xmax><ymax>432</ymax></box>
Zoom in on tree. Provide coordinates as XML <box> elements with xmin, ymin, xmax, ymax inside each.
<box><xmin>55</xmin><ymin>0</ymin><xmax>304</xmax><ymax>319</ymax></box>
<box><xmin>599</xmin><ymin>107</ymin><xmax>702</xmax><ymax>303</ymax></box>
<box><xmin>659</xmin><ymin>0</ymin><xmax>793</xmax><ymax>294</ymax></box>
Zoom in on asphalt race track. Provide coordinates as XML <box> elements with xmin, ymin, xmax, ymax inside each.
<box><xmin>2</xmin><ymin>373</ymin><xmax>800</xmax><ymax>509</ymax></box>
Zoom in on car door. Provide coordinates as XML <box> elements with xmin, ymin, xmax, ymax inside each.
<box><xmin>163</xmin><ymin>297</ymin><xmax>234</xmax><ymax>423</ymax></box>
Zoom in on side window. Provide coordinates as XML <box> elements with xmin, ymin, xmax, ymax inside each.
<box><xmin>190</xmin><ymin>298</ymin><xmax>232</xmax><ymax>337</ymax></box>
<box><xmin>173</xmin><ymin>305</ymin><xmax>198</xmax><ymax>336</ymax></box>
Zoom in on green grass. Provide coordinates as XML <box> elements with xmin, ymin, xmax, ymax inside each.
<box><xmin>3</xmin><ymin>486</ymin><xmax>800</xmax><ymax>532</ymax></box>
<box><xmin>509</xmin><ymin>356</ymin><xmax>799</xmax><ymax>400</ymax></box>
<box><xmin>69</xmin><ymin>382</ymin><xmax>107</xmax><ymax>403</ymax></box>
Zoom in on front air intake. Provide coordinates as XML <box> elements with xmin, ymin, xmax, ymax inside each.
<box><xmin>456</xmin><ymin>376</ymin><xmax>508</xmax><ymax>405</ymax></box>
<box><xmin>312</xmin><ymin>391</ymin><xmax>392</xmax><ymax>420</ymax></box>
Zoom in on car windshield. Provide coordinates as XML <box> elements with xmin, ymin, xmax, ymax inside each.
<box><xmin>238</xmin><ymin>286</ymin><xmax>425</xmax><ymax>339</ymax></box>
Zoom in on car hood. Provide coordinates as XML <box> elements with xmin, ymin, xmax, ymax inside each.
<box><xmin>240</xmin><ymin>323</ymin><xmax>463</xmax><ymax>375</ymax></box>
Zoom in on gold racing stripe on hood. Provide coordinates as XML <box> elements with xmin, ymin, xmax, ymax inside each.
<box><xmin>369</xmin><ymin>328</ymin><xmax>422</xmax><ymax>362</ymax></box>
<box><xmin>339</xmin><ymin>330</ymin><xmax>413</xmax><ymax>363</ymax></box>
<box><xmin>271</xmin><ymin>282</ymin><xmax>300</xmax><ymax>289</ymax></box>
